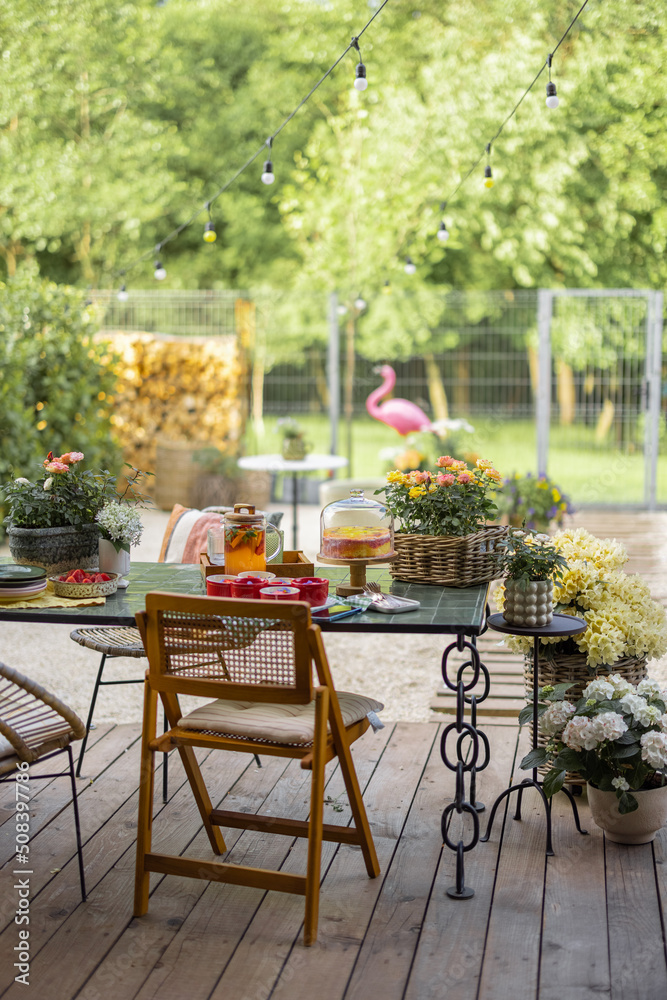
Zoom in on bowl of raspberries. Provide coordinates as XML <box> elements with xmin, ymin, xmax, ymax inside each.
<box><xmin>50</xmin><ymin>568</ymin><xmax>119</xmax><ymax>599</ymax></box>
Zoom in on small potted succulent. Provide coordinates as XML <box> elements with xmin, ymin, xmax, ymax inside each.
<box><xmin>494</xmin><ymin>528</ymin><xmax>569</xmax><ymax>627</ymax></box>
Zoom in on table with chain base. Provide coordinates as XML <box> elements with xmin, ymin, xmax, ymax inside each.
<box><xmin>480</xmin><ymin>612</ymin><xmax>589</xmax><ymax>858</ymax></box>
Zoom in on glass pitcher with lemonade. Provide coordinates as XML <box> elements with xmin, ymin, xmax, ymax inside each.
<box><xmin>219</xmin><ymin>504</ymin><xmax>283</xmax><ymax>576</ymax></box>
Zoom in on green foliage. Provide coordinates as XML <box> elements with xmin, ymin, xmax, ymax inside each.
<box><xmin>493</xmin><ymin>528</ymin><xmax>569</xmax><ymax>584</ymax></box>
<box><xmin>0</xmin><ymin>269</ymin><xmax>121</xmax><ymax>486</ymax></box>
<box><xmin>2</xmin><ymin>451</ymin><xmax>118</xmax><ymax>528</ymax></box>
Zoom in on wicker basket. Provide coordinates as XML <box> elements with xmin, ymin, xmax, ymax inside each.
<box><xmin>388</xmin><ymin>524</ymin><xmax>508</xmax><ymax>588</ymax></box>
<box><xmin>524</xmin><ymin>649</ymin><xmax>648</xmax><ymax>786</ymax></box>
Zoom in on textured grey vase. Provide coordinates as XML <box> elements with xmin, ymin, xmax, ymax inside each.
<box><xmin>7</xmin><ymin>523</ymin><xmax>100</xmax><ymax>576</ymax></box>
<box><xmin>503</xmin><ymin>578</ymin><xmax>553</xmax><ymax>627</ymax></box>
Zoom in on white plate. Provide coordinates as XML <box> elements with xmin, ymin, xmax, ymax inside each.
<box><xmin>0</xmin><ymin>581</ymin><xmax>47</xmax><ymax>598</ymax></box>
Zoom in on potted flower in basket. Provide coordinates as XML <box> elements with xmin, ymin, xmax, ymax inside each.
<box><xmin>493</xmin><ymin>529</ymin><xmax>569</xmax><ymax>627</ymax></box>
<box><xmin>2</xmin><ymin>450</ymin><xmax>149</xmax><ymax>577</ymax></box>
<box><xmin>496</xmin><ymin>471</ymin><xmax>574</xmax><ymax>531</ymax></box>
<box><xmin>522</xmin><ymin>676</ymin><xmax>667</xmax><ymax>843</ymax></box>
<box><xmin>379</xmin><ymin>456</ymin><xmax>507</xmax><ymax>587</ymax></box>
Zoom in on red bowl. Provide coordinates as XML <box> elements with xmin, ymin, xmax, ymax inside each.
<box><xmin>260</xmin><ymin>586</ymin><xmax>301</xmax><ymax>601</ymax></box>
<box><xmin>293</xmin><ymin>577</ymin><xmax>329</xmax><ymax>606</ymax></box>
<box><xmin>230</xmin><ymin>576</ymin><xmax>267</xmax><ymax>599</ymax></box>
<box><xmin>206</xmin><ymin>575</ymin><xmax>238</xmax><ymax>597</ymax></box>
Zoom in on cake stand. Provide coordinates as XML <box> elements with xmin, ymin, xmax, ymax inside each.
<box><xmin>316</xmin><ymin>552</ymin><xmax>397</xmax><ymax>596</ymax></box>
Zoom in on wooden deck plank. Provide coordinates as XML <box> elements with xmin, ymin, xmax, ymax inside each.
<box><xmin>539</xmin><ymin>790</ymin><xmax>610</xmax><ymax>1000</ymax></box>
<box><xmin>606</xmin><ymin>840</ymin><xmax>667</xmax><ymax>1000</ymax></box>
<box><xmin>476</xmin><ymin>727</ymin><xmax>546</xmax><ymax>1000</ymax></box>
<box><xmin>208</xmin><ymin>723</ymin><xmax>438</xmax><ymax>1000</ymax></box>
<box><xmin>403</xmin><ymin>722</ymin><xmax>520</xmax><ymax>1000</ymax></box>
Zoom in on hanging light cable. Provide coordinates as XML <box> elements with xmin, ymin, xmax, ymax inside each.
<box><xmin>261</xmin><ymin>138</ymin><xmax>275</xmax><ymax>185</ymax></box>
<box><xmin>545</xmin><ymin>53</ymin><xmax>559</xmax><ymax>108</ymax></box>
<box><xmin>484</xmin><ymin>143</ymin><xmax>494</xmax><ymax>188</ymax></box>
<box><xmin>437</xmin><ymin>201</ymin><xmax>450</xmax><ymax>242</ymax></box>
<box><xmin>351</xmin><ymin>36</ymin><xmax>367</xmax><ymax>91</ymax></box>
<box><xmin>153</xmin><ymin>246</ymin><xmax>167</xmax><ymax>280</ymax></box>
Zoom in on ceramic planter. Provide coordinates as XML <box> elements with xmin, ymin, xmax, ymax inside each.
<box><xmin>98</xmin><ymin>538</ymin><xmax>131</xmax><ymax>589</ymax></box>
<box><xmin>587</xmin><ymin>782</ymin><xmax>667</xmax><ymax>844</ymax></box>
<box><xmin>281</xmin><ymin>437</ymin><xmax>307</xmax><ymax>461</ymax></box>
<box><xmin>503</xmin><ymin>578</ymin><xmax>553</xmax><ymax>627</ymax></box>
<box><xmin>7</xmin><ymin>523</ymin><xmax>100</xmax><ymax>577</ymax></box>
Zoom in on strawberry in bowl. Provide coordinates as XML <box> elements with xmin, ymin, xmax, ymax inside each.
<box><xmin>50</xmin><ymin>568</ymin><xmax>119</xmax><ymax>598</ymax></box>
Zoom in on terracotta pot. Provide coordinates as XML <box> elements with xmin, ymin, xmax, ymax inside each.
<box><xmin>7</xmin><ymin>523</ymin><xmax>100</xmax><ymax>577</ymax></box>
<box><xmin>503</xmin><ymin>578</ymin><xmax>553</xmax><ymax>627</ymax></box>
<box><xmin>587</xmin><ymin>782</ymin><xmax>667</xmax><ymax>844</ymax></box>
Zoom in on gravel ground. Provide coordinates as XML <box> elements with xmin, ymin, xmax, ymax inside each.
<box><xmin>2</xmin><ymin>505</ymin><xmax>666</xmax><ymax>726</ymax></box>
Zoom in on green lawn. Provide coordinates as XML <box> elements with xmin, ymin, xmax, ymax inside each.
<box><xmin>252</xmin><ymin>415</ymin><xmax>667</xmax><ymax>508</ymax></box>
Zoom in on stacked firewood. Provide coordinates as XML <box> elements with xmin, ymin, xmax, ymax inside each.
<box><xmin>98</xmin><ymin>331</ymin><xmax>248</xmax><ymax>497</ymax></box>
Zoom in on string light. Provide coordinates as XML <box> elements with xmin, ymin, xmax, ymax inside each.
<box><xmin>404</xmin><ymin>256</ymin><xmax>416</xmax><ymax>274</ymax></box>
<box><xmin>546</xmin><ymin>53</ymin><xmax>559</xmax><ymax>108</ymax></box>
<box><xmin>437</xmin><ymin>202</ymin><xmax>449</xmax><ymax>242</ymax></box>
<box><xmin>382</xmin><ymin>280</ymin><xmax>392</xmax><ymax>295</ymax></box>
<box><xmin>203</xmin><ymin>203</ymin><xmax>217</xmax><ymax>242</ymax></box>
<box><xmin>261</xmin><ymin>138</ymin><xmax>275</xmax><ymax>185</ymax></box>
<box><xmin>117</xmin><ymin>283</ymin><xmax>129</xmax><ymax>302</ymax></box>
<box><xmin>484</xmin><ymin>144</ymin><xmax>494</xmax><ymax>188</ymax></box>
<box><xmin>351</xmin><ymin>37</ymin><xmax>368</xmax><ymax>91</ymax></box>
<box><xmin>154</xmin><ymin>248</ymin><xmax>167</xmax><ymax>280</ymax></box>
<box><xmin>354</xmin><ymin>294</ymin><xmax>367</xmax><ymax>310</ymax></box>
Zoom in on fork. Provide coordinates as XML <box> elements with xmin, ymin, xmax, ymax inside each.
<box><xmin>364</xmin><ymin>582</ymin><xmax>401</xmax><ymax>607</ymax></box>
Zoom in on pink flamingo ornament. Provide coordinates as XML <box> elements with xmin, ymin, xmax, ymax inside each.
<box><xmin>365</xmin><ymin>365</ymin><xmax>432</xmax><ymax>436</ymax></box>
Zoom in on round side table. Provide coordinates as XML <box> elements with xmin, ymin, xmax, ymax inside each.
<box><xmin>480</xmin><ymin>612</ymin><xmax>589</xmax><ymax>857</ymax></box>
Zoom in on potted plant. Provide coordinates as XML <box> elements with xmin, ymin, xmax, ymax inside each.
<box><xmin>493</xmin><ymin>528</ymin><xmax>569</xmax><ymax>627</ymax></box>
<box><xmin>277</xmin><ymin>417</ymin><xmax>311</xmax><ymax>461</ymax></box>
<box><xmin>380</xmin><ymin>455</ymin><xmax>507</xmax><ymax>587</ymax></box>
<box><xmin>96</xmin><ymin>472</ymin><xmax>150</xmax><ymax>587</ymax></box>
<box><xmin>2</xmin><ymin>450</ymin><xmax>147</xmax><ymax>577</ymax></box>
<box><xmin>522</xmin><ymin>676</ymin><xmax>667</xmax><ymax>842</ymax></box>
<box><xmin>496</xmin><ymin>471</ymin><xmax>574</xmax><ymax>531</ymax></box>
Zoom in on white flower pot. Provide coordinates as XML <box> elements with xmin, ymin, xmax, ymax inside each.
<box><xmin>587</xmin><ymin>782</ymin><xmax>667</xmax><ymax>844</ymax></box>
<box><xmin>503</xmin><ymin>578</ymin><xmax>553</xmax><ymax>627</ymax></box>
<box><xmin>98</xmin><ymin>538</ymin><xmax>131</xmax><ymax>589</ymax></box>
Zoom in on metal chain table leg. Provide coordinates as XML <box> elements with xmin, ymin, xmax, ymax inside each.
<box><xmin>440</xmin><ymin>632</ymin><xmax>491</xmax><ymax>899</ymax></box>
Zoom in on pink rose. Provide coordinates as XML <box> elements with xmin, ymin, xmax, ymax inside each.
<box><xmin>436</xmin><ymin>473</ymin><xmax>455</xmax><ymax>486</ymax></box>
<box><xmin>44</xmin><ymin>460</ymin><xmax>69</xmax><ymax>474</ymax></box>
<box><xmin>413</xmin><ymin>471</ymin><xmax>431</xmax><ymax>484</ymax></box>
<box><xmin>436</xmin><ymin>455</ymin><xmax>456</xmax><ymax>468</ymax></box>
<box><xmin>59</xmin><ymin>451</ymin><xmax>84</xmax><ymax>465</ymax></box>
<box><xmin>457</xmin><ymin>472</ymin><xmax>473</xmax><ymax>484</ymax></box>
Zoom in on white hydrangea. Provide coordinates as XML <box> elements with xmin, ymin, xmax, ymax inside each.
<box><xmin>562</xmin><ymin>716</ymin><xmax>600</xmax><ymax>751</ymax></box>
<box><xmin>640</xmin><ymin>731</ymin><xmax>667</xmax><ymax>770</ymax></box>
<box><xmin>605</xmin><ymin>674</ymin><xmax>636</xmax><ymax>698</ymax></box>
<box><xmin>611</xmin><ymin>776</ymin><xmax>630</xmax><ymax>791</ymax></box>
<box><xmin>590</xmin><ymin>711</ymin><xmax>629</xmax><ymax>742</ymax></box>
<box><xmin>636</xmin><ymin>678</ymin><xmax>664</xmax><ymax>700</ymax></box>
<box><xmin>582</xmin><ymin>678</ymin><xmax>615</xmax><ymax>702</ymax></box>
<box><xmin>539</xmin><ymin>701</ymin><xmax>576</xmax><ymax>737</ymax></box>
<box><xmin>619</xmin><ymin>694</ymin><xmax>660</xmax><ymax>727</ymax></box>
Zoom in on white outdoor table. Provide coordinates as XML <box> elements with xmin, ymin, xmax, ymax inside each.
<box><xmin>237</xmin><ymin>453</ymin><xmax>349</xmax><ymax>549</ymax></box>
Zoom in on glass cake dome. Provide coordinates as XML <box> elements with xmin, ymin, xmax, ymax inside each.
<box><xmin>319</xmin><ymin>489</ymin><xmax>394</xmax><ymax>562</ymax></box>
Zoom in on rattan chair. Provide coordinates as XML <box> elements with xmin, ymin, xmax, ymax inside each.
<box><xmin>134</xmin><ymin>592</ymin><xmax>381</xmax><ymax>946</ymax></box>
<box><xmin>0</xmin><ymin>661</ymin><xmax>87</xmax><ymax>900</ymax></box>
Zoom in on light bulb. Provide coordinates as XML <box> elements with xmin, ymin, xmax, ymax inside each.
<box><xmin>354</xmin><ymin>63</ymin><xmax>368</xmax><ymax>91</ymax></box>
<box><xmin>117</xmin><ymin>284</ymin><xmax>129</xmax><ymax>302</ymax></box>
<box><xmin>546</xmin><ymin>81</ymin><xmax>559</xmax><ymax>109</ymax></box>
<box><xmin>404</xmin><ymin>256</ymin><xmax>416</xmax><ymax>275</ymax></box>
<box><xmin>437</xmin><ymin>222</ymin><xmax>449</xmax><ymax>242</ymax></box>
<box><xmin>154</xmin><ymin>261</ymin><xmax>167</xmax><ymax>280</ymax></box>
<box><xmin>354</xmin><ymin>296</ymin><xmax>366</xmax><ymax>310</ymax></box>
<box><xmin>337</xmin><ymin>304</ymin><xmax>348</xmax><ymax>316</ymax></box>
<box><xmin>382</xmin><ymin>280</ymin><xmax>392</xmax><ymax>295</ymax></box>
<box><xmin>484</xmin><ymin>165</ymin><xmax>494</xmax><ymax>189</ymax></box>
<box><xmin>261</xmin><ymin>160</ymin><xmax>275</xmax><ymax>184</ymax></box>
<box><xmin>203</xmin><ymin>221</ymin><xmax>217</xmax><ymax>243</ymax></box>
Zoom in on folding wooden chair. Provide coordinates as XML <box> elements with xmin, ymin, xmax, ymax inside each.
<box><xmin>134</xmin><ymin>591</ymin><xmax>381</xmax><ymax>946</ymax></box>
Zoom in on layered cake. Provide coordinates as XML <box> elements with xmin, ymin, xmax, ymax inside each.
<box><xmin>321</xmin><ymin>526</ymin><xmax>392</xmax><ymax>559</ymax></box>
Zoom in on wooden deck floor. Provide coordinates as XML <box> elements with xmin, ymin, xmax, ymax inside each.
<box><xmin>1</xmin><ymin>715</ymin><xmax>667</xmax><ymax>1000</ymax></box>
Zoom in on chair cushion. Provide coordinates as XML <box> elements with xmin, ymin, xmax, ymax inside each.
<box><xmin>178</xmin><ymin>691</ymin><xmax>384</xmax><ymax>745</ymax></box>
<box><xmin>159</xmin><ymin>504</ymin><xmax>284</xmax><ymax>564</ymax></box>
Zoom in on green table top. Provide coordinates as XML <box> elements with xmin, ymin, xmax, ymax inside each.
<box><xmin>0</xmin><ymin>562</ymin><xmax>489</xmax><ymax>635</ymax></box>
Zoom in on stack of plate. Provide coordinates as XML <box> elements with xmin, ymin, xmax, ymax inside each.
<box><xmin>0</xmin><ymin>564</ymin><xmax>48</xmax><ymax>602</ymax></box>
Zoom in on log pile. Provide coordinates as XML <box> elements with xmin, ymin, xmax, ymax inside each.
<box><xmin>97</xmin><ymin>331</ymin><xmax>248</xmax><ymax>501</ymax></box>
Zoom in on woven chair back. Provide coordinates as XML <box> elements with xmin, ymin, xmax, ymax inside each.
<box><xmin>141</xmin><ymin>592</ymin><xmax>314</xmax><ymax>704</ymax></box>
